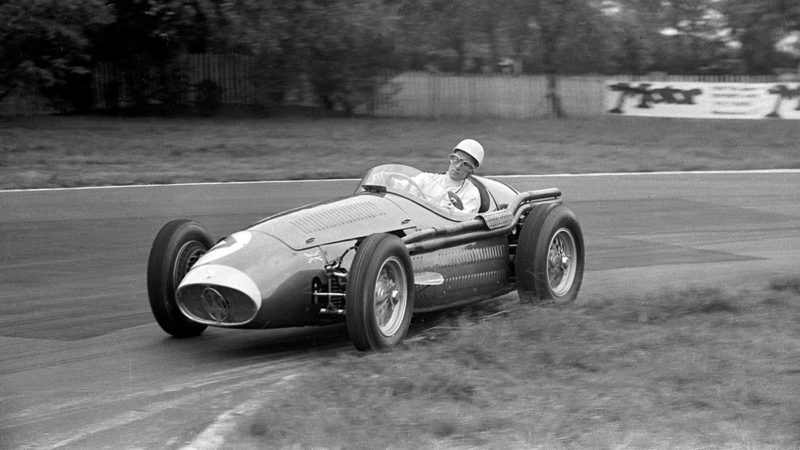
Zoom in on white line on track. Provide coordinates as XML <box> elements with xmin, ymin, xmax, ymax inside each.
<box><xmin>181</xmin><ymin>374</ymin><xmax>299</xmax><ymax>450</ymax></box>
<box><xmin>499</xmin><ymin>168</ymin><xmax>800</xmax><ymax>178</ymax></box>
<box><xmin>2</xmin><ymin>169</ymin><xmax>799</xmax><ymax>193</ymax></box>
<box><xmin>22</xmin><ymin>364</ymin><xmax>302</xmax><ymax>449</ymax></box>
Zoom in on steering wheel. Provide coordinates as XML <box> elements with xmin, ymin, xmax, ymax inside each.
<box><xmin>383</xmin><ymin>172</ymin><xmax>424</xmax><ymax>198</ymax></box>
<box><xmin>447</xmin><ymin>191</ymin><xmax>464</xmax><ymax>210</ymax></box>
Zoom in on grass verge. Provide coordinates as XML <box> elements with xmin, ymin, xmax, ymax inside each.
<box><xmin>2</xmin><ymin>115</ymin><xmax>800</xmax><ymax>189</ymax></box>
<box><xmin>229</xmin><ymin>277</ymin><xmax>800</xmax><ymax>449</ymax></box>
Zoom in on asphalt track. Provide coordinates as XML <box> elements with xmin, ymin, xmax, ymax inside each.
<box><xmin>1</xmin><ymin>171</ymin><xmax>799</xmax><ymax>448</ymax></box>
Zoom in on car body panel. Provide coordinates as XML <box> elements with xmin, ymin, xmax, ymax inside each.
<box><xmin>251</xmin><ymin>194</ymin><xmax>416</xmax><ymax>251</ymax></box>
<box><xmin>409</xmin><ymin>236</ymin><xmax>513</xmax><ymax>311</ymax></box>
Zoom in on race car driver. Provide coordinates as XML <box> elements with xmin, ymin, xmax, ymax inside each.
<box><xmin>413</xmin><ymin>138</ymin><xmax>484</xmax><ymax>213</ymax></box>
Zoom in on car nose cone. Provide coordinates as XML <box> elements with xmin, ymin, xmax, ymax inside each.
<box><xmin>176</xmin><ymin>264</ymin><xmax>262</xmax><ymax>326</ymax></box>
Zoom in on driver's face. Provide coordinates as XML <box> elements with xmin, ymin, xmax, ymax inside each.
<box><xmin>447</xmin><ymin>150</ymin><xmax>477</xmax><ymax>181</ymax></box>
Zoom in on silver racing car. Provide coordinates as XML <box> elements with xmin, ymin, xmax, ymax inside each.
<box><xmin>147</xmin><ymin>164</ymin><xmax>585</xmax><ymax>351</ymax></box>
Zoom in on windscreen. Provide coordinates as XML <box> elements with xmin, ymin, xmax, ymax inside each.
<box><xmin>357</xmin><ymin>164</ymin><xmax>474</xmax><ymax>219</ymax></box>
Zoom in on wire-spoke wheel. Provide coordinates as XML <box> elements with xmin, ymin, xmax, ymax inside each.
<box><xmin>373</xmin><ymin>256</ymin><xmax>409</xmax><ymax>337</ymax></box>
<box><xmin>547</xmin><ymin>227</ymin><xmax>578</xmax><ymax>297</ymax></box>
<box><xmin>346</xmin><ymin>234</ymin><xmax>414</xmax><ymax>351</ymax></box>
<box><xmin>516</xmin><ymin>204</ymin><xmax>584</xmax><ymax>305</ymax></box>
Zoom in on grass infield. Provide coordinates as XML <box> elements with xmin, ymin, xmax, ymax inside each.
<box><xmin>2</xmin><ymin>114</ymin><xmax>800</xmax><ymax>190</ymax></box>
<box><xmin>230</xmin><ymin>280</ymin><xmax>800</xmax><ymax>448</ymax></box>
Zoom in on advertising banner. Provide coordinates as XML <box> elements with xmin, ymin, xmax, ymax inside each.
<box><xmin>606</xmin><ymin>81</ymin><xmax>800</xmax><ymax>119</ymax></box>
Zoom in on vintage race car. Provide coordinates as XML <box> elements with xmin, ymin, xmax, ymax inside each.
<box><xmin>147</xmin><ymin>164</ymin><xmax>585</xmax><ymax>351</ymax></box>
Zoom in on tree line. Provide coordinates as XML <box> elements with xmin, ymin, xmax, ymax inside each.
<box><xmin>1</xmin><ymin>0</ymin><xmax>798</xmax><ymax>115</ymax></box>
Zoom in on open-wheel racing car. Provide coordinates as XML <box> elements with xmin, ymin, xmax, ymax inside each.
<box><xmin>147</xmin><ymin>164</ymin><xmax>585</xmax><ymax>351</ymax></box>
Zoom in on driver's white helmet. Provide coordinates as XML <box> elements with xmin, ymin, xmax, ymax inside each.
<box><xmin>453</xmin><ymin>139</ymin><xmax>484</xmax><ymax>168</ymax></box>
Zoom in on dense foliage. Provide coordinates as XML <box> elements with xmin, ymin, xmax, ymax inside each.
<box><xmin>2</xmin><ymin>0</ymin><xmax>799</xmax><ymax>113</ymax></box>
<box><xmin>0</xmin><ymin>0</ymin><xmax>112</xmax><ymax>106</ymax></box>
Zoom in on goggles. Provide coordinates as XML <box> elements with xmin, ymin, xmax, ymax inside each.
<box><xmin>448</xmin><ymin>153</ymin><xmax>476</xmax><ymax>171</ymax></box>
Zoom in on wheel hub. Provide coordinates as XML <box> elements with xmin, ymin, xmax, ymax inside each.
<box><xmin>547</xmin><ymin>228</ymin><xmax>577</xmax><ymax>297</ymax></box>
<box><xmin>373</xmin><ymin>257</ymin><xmax>407</xmax><ymax>336</ymax></box>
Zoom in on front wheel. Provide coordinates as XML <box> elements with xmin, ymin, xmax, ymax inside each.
<box><xmin>516</xmin><ymin>204</ymin><xmax>584</xmax><ymax>305</ymax></box>
<box><xmin>147</xmin><ymin>219</ymin><xmax>213</xmax><ymax>337</ymax></box>
<box><xmin>346</xmin><ymin>233</ymin><xmax>415</xmax><ymax>351</ymax></box>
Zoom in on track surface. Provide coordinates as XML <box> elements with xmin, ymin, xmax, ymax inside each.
<box><xmin>1</xmin><ymin>172</ymin><xmax>799</xmax><ymax>448</ymax></box>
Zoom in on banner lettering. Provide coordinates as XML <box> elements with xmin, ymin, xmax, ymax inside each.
<box><xmin>606</xmin><ymin>81</ymin><xmax>800</xmax><ymax>119</ymax></box>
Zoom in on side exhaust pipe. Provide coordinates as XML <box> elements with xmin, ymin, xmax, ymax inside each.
<box><xmin>403</xmin><ymin>188</ymin><xmax>561</xmax><ymax>254</ymax></box>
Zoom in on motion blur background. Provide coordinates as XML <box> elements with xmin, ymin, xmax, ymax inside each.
<box><xmin>2</xmin><ymin>0</ymin><xmax>799</xmax><ymax>118</ymax></box>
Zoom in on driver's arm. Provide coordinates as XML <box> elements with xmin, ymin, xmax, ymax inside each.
<box><xmin>411</xmin><ymin>172</ymin><xmax>435</xmax><ymax>201</ymax></box>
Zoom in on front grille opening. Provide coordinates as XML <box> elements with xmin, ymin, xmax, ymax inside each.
<box><xmin>178</xmin><ymin>284</ymin><xmax>258</xmax><ymax>325</ymax></box>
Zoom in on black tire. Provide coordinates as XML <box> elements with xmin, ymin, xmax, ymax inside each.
<box><xmin>516</xmin><ymin>204</ymin><xmax>584</xmax><ymax>305</ymax></box>
<box><xmin>147</xmin><ymin>219</ymin><xmax>213</xmax><ymax>337</ymax></box>
<box><xmin>346</xmin><ymin>233</ymin><xmax>415</xmax><ymax>351</ymax></box>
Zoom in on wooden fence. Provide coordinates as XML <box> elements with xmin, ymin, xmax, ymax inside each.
<box><xmin>371</xmin><ymin>73</ymin><xmax>608</xmax><ymax>117</ymax></box>
<box><xmin>92</xmin><ymin>54</ymin><xmax>267</xmax><ymax>109</ymax></box>
<box><xmin>1</xmin><ymin>53</ymin><xmax>790</xmax><ymax>117</ymax></box>
<box><xmin>370</xmin><ymin>72</ymin><xmax>784</xmax><ymax>118</ymax></box>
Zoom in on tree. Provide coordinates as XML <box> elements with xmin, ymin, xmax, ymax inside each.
<box><xmin>177</xmin><ymin>0</ymin><xmax>299</xmax><ymax>105</ymax></box>
<box><xmin>723</xmin><ymin>0</ymin><xmax>800</xmax><ymax>73</ymax></box>
<box><xmin>133</xmin><ymin>0</ymin><xmax>398</xmax><ymax>113</ymax></box>
<box><xmin>300</xmin><ymin>1</ymin><xmax>399</xmax><ymax>114</ymax></box>
<box><xmin>396</xmin><ymin>0</ymin><xmax>491</xmax><ymax>73</ymax></box>
<box><xmin>91</xmin><ymin>0</ymin><xmax>171</xmax><ymax>61</ymax></box>
<box><xmin>523</xmin><ymin>0</ymin><xmax>609</xmax><ymax>116</ymax></box>
<box><xmin>0</xmin><ymin>0</ymin><xmax>112</xmax><ymax>108</ymax></box>
<box><xmin>87</xmin><ymin>0</ymin><xmax>203</xmax><ymax>113</ymax></box>
<box><xmin>90</xmin><ymin>0</ymin><xmax>294</xmax><ymax>112</ymax></box>
<box><xmin>427</xmin><ymin>0</ymin><xmax>476</xmax><ymax>72</ymax></box>
<box><xmin>655</xmin><ymin>0</ymin><xmax>731</xmax><ymax>72</ymax></box>
<box><xmin>606</xmin><ymin>10</ymin><xmax>655</xmax><ymax>74</ymax></box>
<box><xmin>531</xmin><ymin>0</ymin><xmax>573</xmax><ymax>116</ymax></box>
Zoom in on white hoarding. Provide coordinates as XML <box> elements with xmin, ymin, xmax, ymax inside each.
<box><xmin>606</xmin><ymin>81</ymin><xmax>800</xmax><ymax>119</ymax></box>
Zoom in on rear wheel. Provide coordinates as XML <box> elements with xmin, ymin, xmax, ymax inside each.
<box><xmin>516</xmin><ymin>204</ymin><xmax>584</xmax><ymax>305</ymax></box>
<box><xmin>147</xmin><ymin>219</ymin><xmax>213</xmax><ymax>337</ymax></box>
<box><xmin>346</xmin><ymin>233</ymin><xmax>415</xmax><ymax>351</ymax></box>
